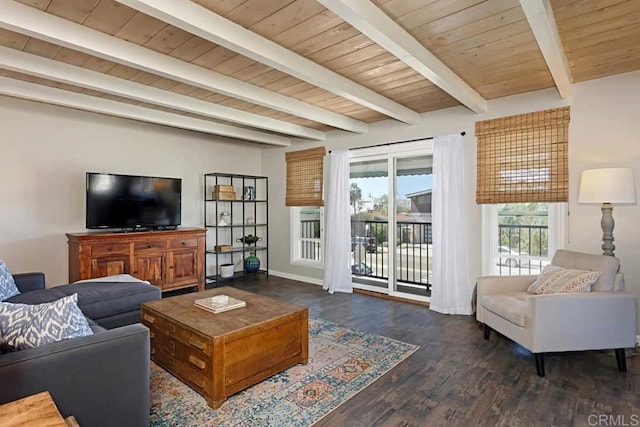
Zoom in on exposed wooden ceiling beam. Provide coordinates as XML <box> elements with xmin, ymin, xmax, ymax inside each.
<box><xmin>0</xmin><ymin>0</ymin><xmax>367</xmax><ymax>134</ymax></box>
<box><xmin>519</xmin><ymin>0</ymin><xmax>573</xmax><ymax>98</ymax></box>
<box><xmin>116</xmin><ymin>0</ymin><xmax>420</xmax><ymax>125</ymax></box>
<box><xmin>317</xmin><ymin>0</ymin><xmax>487</xmax><ymax>114</ymax></box>
<box><xmin>0</xmin><ymin>46</ymin><xmax>324</xmax><ymax>141</ymax></box>
<box><xmin>0</xmin><ymin>76</ymin><xmax>291</xmax><ymax>146</ymax></box>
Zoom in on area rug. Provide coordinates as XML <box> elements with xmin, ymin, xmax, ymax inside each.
<box><xmin>150</xmin><ymin>318</ymin><xmax>419</xmax><ymax>426</ymax></box>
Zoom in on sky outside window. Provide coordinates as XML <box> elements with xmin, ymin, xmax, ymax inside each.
<box><xmin>351</xmin><ymin>175</ymin><xmax>433</xmax><ymax>199</ymax></box>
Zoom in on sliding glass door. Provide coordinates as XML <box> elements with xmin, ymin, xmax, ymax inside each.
<box><xmin>394</xmin><ymin>156</ymin><xmax>433</xmax><ymax>297</ymax></box>
<box><xmin>349</xmin><ymin>142</ymin><xmax>433</xmax><ymax>302</ymax></box>
<box><xmin>350</xmin><ymin>156</ymin><xmax>389</xmax><ymax>291</ymax></box>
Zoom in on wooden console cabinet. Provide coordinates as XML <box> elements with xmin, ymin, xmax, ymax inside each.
<box><xmin>67</xmin><ymin>228</ymin><xmax>206</xmax><ymax>292</ymax></box>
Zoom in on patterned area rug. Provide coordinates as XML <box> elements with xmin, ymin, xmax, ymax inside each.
<box><xmin>150</xmin><ymin>318</ymin><xmax>419</xmax><ymax>426</ymax></box>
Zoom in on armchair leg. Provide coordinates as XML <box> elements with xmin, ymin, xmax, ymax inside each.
<box><xmin>483</xmin><ymin>324</ymin><xmax>491</xmax><ymax>340</ymax></box>
<box><xmin>535</xmin><ymin>353</ymin><xmax>545</xmax><ymax>377</ymax></box>
<box><xmin>615</xmin><ymin>348</ymin><xmax>627</xmax><ymax>372</ymax></box>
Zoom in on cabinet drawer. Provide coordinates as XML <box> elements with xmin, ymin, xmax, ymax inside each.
<box><xmin>169</xmin><ymin>238</ymin><xmax>198</xmax><ymax>249</ymax></box>
<box><xmin>134</xmin><ymin>241</ymin><xmax>166</xmax><ymax>252</ymax></box>
<box><xmin>91</xmin><ymin>243</ymin><xmax>129</xmax><ymax>257</ymax></box>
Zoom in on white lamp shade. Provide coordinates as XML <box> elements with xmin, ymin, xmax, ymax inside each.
<box><xmin>578</xmin><ymin>168</ymin><xmax>637</xmax><ymax>204</ymax></box>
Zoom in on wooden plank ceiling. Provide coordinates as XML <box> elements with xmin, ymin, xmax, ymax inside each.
<box><xmin>0</xmin><ymin>0</ymin><xmax>638</xmax><ymax>145</ymax></box>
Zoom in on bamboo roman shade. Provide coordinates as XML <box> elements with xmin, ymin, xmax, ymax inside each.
<box><xmin>285</xmin><ymin>146</ymin><xmax>326</xmax><ymax>206</ymax></box>
<box><xmin>475</xmin><ymin>107</ymin><xmax>570</xmax><ymax>204</ymax></box>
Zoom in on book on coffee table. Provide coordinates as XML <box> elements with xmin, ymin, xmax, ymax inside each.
<box><xmin>194</xmin><ymin>295</ymin><xmax>246</xmax><ymax>313</ymax></box>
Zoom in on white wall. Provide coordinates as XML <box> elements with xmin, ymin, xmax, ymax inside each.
<box><xmin>3</xmin><ymin>71</ymin><xmax>639</xmax><ymax>327</ymax></box>
<box><xmin>0</xmin><ymin>95</ymin><xmax>263</xmax><ymax>286</ymax></box>
<box><xmin>263</xmin><ymin>71</ymin><xmax>640</xmax><ymax>328</ymax></box>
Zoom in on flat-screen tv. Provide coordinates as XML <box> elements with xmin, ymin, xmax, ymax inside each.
<box><xmin>86</xmin><ymin>172</ymin><xmax>182</xmax><ymax>230</ymax></box>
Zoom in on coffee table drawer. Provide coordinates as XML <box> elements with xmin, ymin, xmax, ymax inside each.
<box><xmin>143</xmin><ymin>310</ymin><xmax>213</xmax><ymax>356</ymax></box>
<box><xmin>174</xmin><ymin>359</ymin><xmax>210</xmax><ymax>396</ymax></box>
<box><xmin>151</xmin><ymin>329</ymin><xmax>212</xmax><ymax>374</ymax></box>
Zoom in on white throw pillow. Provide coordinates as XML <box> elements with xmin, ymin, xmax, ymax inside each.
<box><xmin>527</xmin><ymin>265</ymin><xmax>601</xmax><ymax>295</ymax></box>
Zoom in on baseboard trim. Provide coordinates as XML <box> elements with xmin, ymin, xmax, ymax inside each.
<box><xmin>269</xmin><ymin>270</ymin><xmax>323</xmax><ymax>286</ymax></box>
<box><xmin>353</xmin><ymin>288</ymin><xmax>429</xmax><ymax>307</ymax></box>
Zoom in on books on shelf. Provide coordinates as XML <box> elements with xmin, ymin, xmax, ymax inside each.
<box><xmin>194</xmin><ymin>295</ymin><xmax>246</xmax><ymax>314</ymax></box>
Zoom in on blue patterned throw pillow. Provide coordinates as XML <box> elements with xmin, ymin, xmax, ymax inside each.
<box><xmin>0</xmin><ymin>293</ymin><xmax>93</xmax><ymax>352</ymax></box>
<box><xmin>0</xmin><ymin>259</ymin><xmax>20</xmax><ymax>301</ymax></box>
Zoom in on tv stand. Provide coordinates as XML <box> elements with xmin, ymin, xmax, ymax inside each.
<box><xmin>117</xmin><ymin>225</ymin><xmax>177</xmax><ymax>233</ymax></box>
<box><xmin>66</xmin><ymin>228</ymin><xmax>206</xmax><ymax>292</ymax></box>
<box><xmin>121</xmin><ymin>227</ymin><xmax>152</xmax><ymax>233</ymax></box>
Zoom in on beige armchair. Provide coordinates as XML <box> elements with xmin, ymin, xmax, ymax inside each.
<box><xmin>476</xmin><ymin>249</ymin><xmax>637</xmax><ymax>377</ymax></box>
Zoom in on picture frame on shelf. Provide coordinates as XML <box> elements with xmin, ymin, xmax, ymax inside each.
<box><xmin>243</xmin><ymin>186</ymin><xmax>255</xmax><ymax>200</ymax></box>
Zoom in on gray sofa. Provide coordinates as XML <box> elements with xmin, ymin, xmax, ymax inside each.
<box><xmin>0</xmin><ymin>273</ymin><xmax>161</xmax><ymax>427</ymax></box>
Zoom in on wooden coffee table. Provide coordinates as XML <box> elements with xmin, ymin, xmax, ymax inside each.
<box><xmin>141</xmin><ymin>286</ymin><xmax>308</xmax><ymax>408</ymax></box>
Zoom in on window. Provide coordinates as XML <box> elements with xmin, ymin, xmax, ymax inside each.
<box><xmin>290</xmin><ymin>207</ymin><xmax>323</xmax><ymax>267</ymax></box>
<box><xmin>477</xmin><ymin>108</ymin><xmax>569</xmax><ymax>275</ymax></box>
<box><xmin>483</xmin><ymin>203</ymin><xmax>565</xmax><ymax>276</ymax></box>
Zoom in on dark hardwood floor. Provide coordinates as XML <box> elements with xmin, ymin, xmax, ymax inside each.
<box><xmin>211</xmin><ymin>275</ymin><xmax>639</xmax><ymax>426</ymax></box>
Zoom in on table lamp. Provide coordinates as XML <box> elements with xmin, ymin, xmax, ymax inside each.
<box><xmin>578</xmin><ymin>168</ymin><xmax>636</xmax><ymax>256</ymax></box>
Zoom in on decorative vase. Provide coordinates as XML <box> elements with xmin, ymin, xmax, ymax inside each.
<box><xmin>244</xmin><ymin>252</ymin><xmax>260</xmax><ymax>273</ymax></box>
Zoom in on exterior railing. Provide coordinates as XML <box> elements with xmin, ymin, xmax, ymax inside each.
<box><xmin>354</xmin><ymin>220</ymin><xmax>432</xmax><ymax>290</ymax></box>
<box><xmin>498</xmin><ymin>224</ymin><xmax>550</xmax><ymax>274</ymax></box>
<box><xmin>301</xmin><ymin>220</ymin><xmax>549</xmax><ymax>289</ymax></box>
<box><xmin>299</xmin><ymin>219</ymin><xmax>321</xmax><ymax>261</ymax></box>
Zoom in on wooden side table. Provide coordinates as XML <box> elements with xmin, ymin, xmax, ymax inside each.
<box><xmin>0</xmin><ymin>391</ymin><xmax>77</xmax><ymax>427</ymax></box>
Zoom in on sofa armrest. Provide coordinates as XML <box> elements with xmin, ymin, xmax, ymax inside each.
<box><xmin>476</xmin><ymin>275</ymin><xmax>537</xmax><ymax>323</ymax></box>
<box><xmin>12</xmin><ymin>272</ymin><xmax>46</xmax><ymax>293</ymax></box>
<box><xmin>477</xmin><ymin>275</ymin><xmax>537</xmax><ymax>295</ymax></box>
<box><xmin>0</xmin><ymin>324</ymin><xmax>150</xmax><ymax>427</ymax></box>
<box><xmin>527</xmin><ymin>292</ymin><xmax>637</xmax><ymax>352</ymax></box>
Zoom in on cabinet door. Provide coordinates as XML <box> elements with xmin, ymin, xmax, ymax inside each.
<box><xmin>167</xmin><ymin>248</ymin><xmax>199</xmax><ymax>288</ymax></box>
<box><xmin>133</xmin><ymin>252</ymin><xmax>166</xmax><ymax>288</ymax></box>
<box><xmin>90</xmin><ymin>255</ymin><xmax>130</xmax><ymax>278</ymax></box>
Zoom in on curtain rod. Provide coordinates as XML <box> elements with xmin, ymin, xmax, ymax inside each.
<box><xmin>329</xmin><ymin>131</ymin><xmax>465</xmax><ymax>153</ymax></box>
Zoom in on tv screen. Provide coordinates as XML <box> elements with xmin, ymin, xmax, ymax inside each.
<box><xmin>86</xmin><ymin>172</ymin><xmax>182</xmax><ymax>230</ymax></box>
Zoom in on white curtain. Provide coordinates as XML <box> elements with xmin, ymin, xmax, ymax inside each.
<box><xmin>430</xmin><ymin>134</ymin><xmax>472</xmax><ymax>315</ymax></box>
<box><xmin>323</xmin><ymin>150</ymin><xmax>353</xmax><ymax>294</ymax></box>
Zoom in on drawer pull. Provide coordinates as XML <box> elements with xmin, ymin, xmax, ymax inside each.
<box><xmin>143</xmin><ymin>314</ymin><xmax>155</xmax><ymax>324</ymax></box>
<box><xmin>188</xmin><ymin>355</ymin><xmax>206</xmax><ymax>370</ymax></box>
<box><xmin>188</xmin><ymin>337</ymin><xmax>205</xmax><ymax>350</ymax></box>
<box><xmin>151</xmin><ymin>348</ymin><xmax>156</xmax><ymax>355</ymax></box>
<box><xmin>150</xmin><ymin>331</ymin><xmax>155</xmax><ymax>338</ymax></box>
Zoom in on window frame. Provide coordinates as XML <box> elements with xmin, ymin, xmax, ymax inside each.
<box><xmin>290</xmin><ymin>206</ymin><xmax>324</xmax><ymax>269</ymax></box>
<box><xmin>482</xmin><ymin>202</ymin><xmax>567</xmax><ymax>275</ymax></box>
